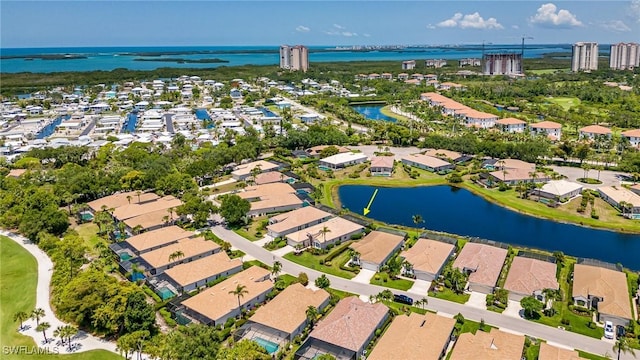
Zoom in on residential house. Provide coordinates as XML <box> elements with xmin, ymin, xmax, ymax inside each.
<box><xmin>452</xmin><ymin>243</ymin><xmax>508</xmax><ymax>294</ymax></box>
<box><xmin>267</xmin><ymin>206</ymin><xmax>333</xmax><ymax>238</ymax></box>
<box><xmin>137</xmin><ymin>237</ymin><xmax>220</xmax><ymax>275</ymax></box>
<box><xmin>458</xmin><ymin>109</ymin><xmax>498</xmax><ymax>129</ymax></box>
<box><xmin>486</xmin><ymin>168</ymin><xmax>550</xmax><ymax>186</ymax></box>
<box><xmin>496</xmin><ymin>118</ymin><xmax>527</xmax><ymax>133</ymax></box>
<box><xmin>397</xmin><ymin>73</ymin><xmax>409</xmax><ymax>81</ymax></box>
<box><xmin>402</xmin><ymin>60</ymin><xmax>416</xmax><ymax>70</ymax></box>
<box><xmin>438</xmin><ymin>82</ymin><xmax>466</xmax><ymax>91</ymax></box>
<box><xmin>349</xmin><ymin>231</ymin><xmax>405</xmax><ymax>271</ymax></box>
<box><xmin>181</xmin><ymin>266</ymin><xmax>273</xmax><ymax>326</ymax></box>
<box><xmin>368</xmin><ymin>313</ymin><xmax>455</xmax><ymax>360</ymax></box>
<box><xmin>423</xmin><ymin>149</ymin><xmax>468</xmax><ymax>163</ymax></box>
<box><xmin>251</xmin><ymin>171</ymin><xmax>291</xmax><ymax>185</ymax></box>
<box><xmin>87</xmin><ymin>191</ymin><xmax>160</xmax><ymax>215</ymax></box>
<box><xmin>285</xmin><ymin>217</ymin><xmax>364</xmax><ymax>249</ymax></box>
<box><xmin>381</xmin><ymin>73</ymin><xmax>393</xmax><ymax>80</ymax></box>
<box><xmin>450</xmin><ymin>329</ymin><xmax>525</xmax><ymax>360</ymax></box>
<box><xmin>305</xmin><ymin>145</ymin><xmax>351</xmax><ymax>158</ymax></box>
<box><xmin>572</xmin><ymin>264</ymin><xmax>633</xmax><ymax>327</ymax></box>
<box><xmin>112</xmin><ymin>195</ymin><xmax>183</xmax><ymax>223</ymax></box>
<box><xmin>401</xmin><ymin>153</ymin><xmax>454</xmax><ymax>173</ymax></box>
<box><xmin>231</xmin><ymin>160</ymin><xmax>281</xmax><ymax>180</ymax></box>
<box><xmin>238</xmin><ymin>183</ymin><xmax>304</xmax><ymax>218</ymax></box>
<box><xmin>537</xmin><ymin>180</ymin><xmax>583</xmax><ymax>202</ymax></box>
<box><xmin>239</xmin><ymin>284</ymin><xmax>330</xmax><ymax>346</ymax></box>
<box><xmin>598</xmin><ymin>186</ymin><xmax>640</xmax><ymax>219</ymax></box>
<box><xmin>160</xmin><ymin>251</ymin><xmax>243</xmax><ymax>294</ymax></box>
<box><xmin>369</xmin><ymin>156</ymin><xmax>394</xmax><ymax>176</ymax></box>
<box><xmin>319</xmin><ymin>152</ymin><xmax>368</xmax><ymax>170</ymax></box>
<box><xmin>538</xmin><ymin>342</ymin><xmax>581</xmax><ymax>360</ymax></box>
<box><xmin>530</xmin><ymin>121</ymin><xmax>562</xmax><ymax>141</ymax></box>
<box><xmin>295</xmin><ymin>297</ymin><xmax>389</xmax><ymax>360</ymax></box>
<box><xmin>400</xmin><ymin>239</ymin><xmax>455</xmax><ymax>281</ymax></box>
<box><xmin>622</xmin><ymin>129</ymin><xmax>640</xmax><ymax>147</ymax></box>
<box><xmin>123</xmin><ymin>208</ymin><xmax>183</xmax><ymax>233</ymax></box>
<box><xmin>579</xmin><ymin>125</ymin><xmax>612</xmax><ymax>140</ymax></box>
<box><xmin>122</xmin><ymin>226</ymin><xmax>194</xmax><ymax>255</ymax></box>
<box><xmin>503</xmin><ymin>256</ymin><xmax>559</xmax><ymax>301</ymax></box>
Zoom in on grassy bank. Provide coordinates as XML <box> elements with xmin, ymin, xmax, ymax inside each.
<box><xmin>0</xmin><ymin>235</ymin><xmax>119</xmax><ymax>360</ymax></box>
<box><xmin>379</xmin><ymin>105</ymin><xmax>413</xmax><ymax>122</ymax></box>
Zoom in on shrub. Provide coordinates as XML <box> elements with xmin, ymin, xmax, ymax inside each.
<box><xmin>298</xmin><ymin>272</ymin><xmax>309</xmax><ymax>286</ymax></box>
<box><xmin>498</xmin><ymin>182</ymin><xmax>510</xmax><ymax>192</ymax></box>
<box><xmin>561</xmin><ymin>318</ymin><xmax>570</xmax><ymax>326</ymax></box>
<box><xmin>159</xmin><ymin>308</ymin><xmax>176</xmax><ymax>327</ymax></box>
<box><xmin>350</xmin><ymin>232</ymin><xmax>364</xmax><ymax>240</ymax></box>
<box><xmin>224</xmin><ymin>317</ymin><xmax>235</xmax><ymax>329</ymax></box>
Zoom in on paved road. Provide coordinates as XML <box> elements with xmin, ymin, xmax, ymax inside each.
<box><xmin>164</xmin><ymin>113</ymin><xmax>174</xmax><ymax>133</ymax></box>
<box><xmin>211</xmin><ymin>224</ymin><xmax>634</xmax><ymax>359</ymax></box>
<box><xmin>551</xmin><ymin>165</ymin><xmax>625</xmax><ymax>189</ymax></box>
<box><xmin>80</xmin><ymin>118</ymin><xmax>96</xmax><ymax>136</ymax></box>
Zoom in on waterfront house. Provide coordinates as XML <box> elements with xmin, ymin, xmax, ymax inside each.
<box><xmin>597</xmin><ymin>186</ymin><xmax>640</xmax><ymax>219</ymax></box>
<box><xmin>369</xmin><ymin>156</ymin><xmax>394</xmax><ymax>176</ymax></box>
<box><xmin>530</xmin><ymin>121</ymin><xmax>562</xmax><ymax>141</ymax></box>
<box><xmin>538</xmin><ymin>342</ymin><xmax>581</xmax><ymax>360</ymax></box>
<box><xmin>238</xmin><ymin>183</ymin><xmax>304</xmax><ymax>218</ymax></box>
<box><xmin>486</xmin><ymin>168</ymin><xmax>550</xmax><ymax>186</ymax></box>
<box><xmin>285</xmin><ymin>217</ymin><xmax>364</xmax><ymax>249</ymax></box>
<box><xmin>572</xmin><ymin>263</ymin><xmax>632</xmax><ymax>327</ymax></box>
<box><xmin>496</xmin><ymin>117</ymin><xmax>527</xmax><ymax>133</ymax></box>
<box><xmin>622</xmin><ymin>129</ymin><xmax>640</xmax><ymax>147</ymax></box>
<box><xmin>349</xmin><ymin>231</ymin><xmax>405</xmax><ymax>271</ymax></box>
<box><xmin>401</xmin><ymin>153</ymin><xmax>454</xmax><ymax>173</ymax></box>
<box><xmin>453</xmin><ymin>243</ymin><xmax>508</xmax><ymax>294</ymax></box>
<box><xmin>579</xmin><ymin>125</ymin><xmax>612</xmax><ymax>140</ymax></box>
<box><xmin>319</xmin><ymin>152</ymin><xmax>368</xmax><ymax>170</ymax></box>
<box><xmin>503</xmin><ymin>256</ymin><xmax>559</xmax><ymax>301</ymax></box>
<box><xmin>458</xmin><ymin>109</ymin><xmax>498</xmax><ymax>129</ymax></box>
<box><xmin>137</xmin><ymin>237</ymin><xmax>220</xmax><ymax>275</ymax></box>
<box><xmin>400</xmin><ymin>238</ymin><xmax>455</xmax><ymax>281</ymax></box>
<box><xmin>122</xmin><ymin>226</ymin><xmax>194</xmax><ymax>255</ymax></box>
<box><xmin>295</xmin><ymin>297</ymin><xmax>389</xmax><ymax>360</ymax></box>
<box><xmin>160</xmin><ymin>251</ymin><xmax>242</xmax><ymax>294</ymax></box>
<box><xmin>450</xmin><ymin>329</ymin><xmax>525</xmax><ymax>360</ymax></box>
<box><xmin>266</xmin><ymin>206</ymin><xmax>333</xmax><ymax>238</ymax></box>
<box><xmin>537</xmin><ymin>180</ymin><xmax>583</xmax><ymax>202</ymax></box>
<box><xmin>237</xmin><ymin>284</ymin><xmax>330</xmax><ymax>347</ymax></box>
<box><xmin>231</xmin><ymin>160</ymin><xmax>281</xmax><ymax>180</ymax></box>
<box><xmin>368</xmin><ymin>313</ymin><xmax>455</xmax><ymax>360</ymax></box>
<box><xmin>181</xmin><ymin>266</ymin><xmax>273</xmax><ymax>326</ymax></box>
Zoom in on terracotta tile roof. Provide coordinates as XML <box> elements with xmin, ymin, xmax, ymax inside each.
<box><xmin>370</xmin><ymin>156</ymin><xmax>394</xmax><ymax>169</ymax></box>
<box><xmin>306</xmin><ymin>145</ymin><xmax>351</xmax><ymax>156</ymax></box>
<box><xmin>489</xmin><ymin>169</ymin><xmax>547</xmax><ymax>182</ymax></box>
<box><xmin>163</xmin><ymin>251</ymin><xmax>242</xmax><ymax>287</ymax></box>
<box><xmin>580</xmin><ymin>125</ymin><xmax>611</xmax><ymax>135</ymax></box>
<box><xmin>622</xmin><ymin>129</ymin><xmax>640</xmax><ymax>137</ymax></box>
<box><xmin>530</xmin><ymin>121</ymin><xmax>561</xmax><ymax>129</ymax></box>
<box><xmin>424</xmin><ymin>149</ymin><xmax>462</xmax><ymax>161</ymax></box>
<box><xmin>350</xmin><ymin>231</ymin><xmax>404</xmax><ymax>265</ymax></box>
<box><xmin>182</xmin><ymin>266</ymin><xmax>273</xmax><ymax>322</ymax></box>
<box><xmin>572</xmin><ymin>264</ymin><xmax>632</xmax><ymax>319</ymax></box>
<box><xmin>453</xmin><ymin>243</ymin><xmax>507</xmax><ymax>288</ymax></box>
<box><xmin>139</xmin><ymin>237</ymin><xmax>220</xmax><ymax>270</ymax></box>
<box><xmin>401</xmin><ymin>153</ymin><xmax>451</xmax><ymax>168</ymax></box>
<box><xmin>248</xmin><ymin>283</ymin><xmax>330</xmax><ymax>334</ymax></box>
<box><xmin>231</xmin><ymin>160</ymin><xmax>280</xmax><ymax>177</ymax></box>
<box><xmin>87</xmin><ymin>191</ymin><xmax>160</xmax><ymax>212</ymax></box>
<box><xmin>598</xmin><ymin>186</ymin><xmax>640</xmax><ymax>207</ymax></box>
<box><xmin>254</xmin><ymin>171</ymin><xmax>290</xmax><ymax>185</ymax></box>
<box><xmin>498</xmin><ymin>159</ymin><xmax>536</xmax><ymax>171</ymax></box>
<box><xmin>124</xmin><ymin>226</ymin><xmax>194</xmax><ymax>253</ymax></box>
<box><xmin>450</xmin><ymin>329</ymin><xmax>525</xmax><ymax>360</ymax></box>
<box><xmin>123</xmin><ymin>208</ymin><xmax>179</xmax><ymax>231</ymax></box>
<box><xmin>6</xmin><ymin>169</ymin><xmax>27</xmax><ymax>178</ymax></box>
<box><xmin>112</xmin><ymin>196</ymin><xmax>183</xmax><ymax>221</ymax></box>
<box><xmin>310</xmin><ymin>297</ymin><xmax>388</xmax><ymax>353</ymax></box>
<box><xmin>496</xmin><ymin>118</ymin><xmax>526</xmax><ymax>125</ymax></box>
<box><xmin>503</xmin><ymin>257</ymin><xmax>559</xmax><ymax>296</ymax></box>
<box><xmin>238</xmin><ymin>183</ymin><xmax>303</xmax><ymax>213</ymax></box>
<box><xmin>368</xmin><ymin>312</ymin><xmax>455</xmax><ymax>360</ymax></box>
<box><xmin>267</xmin><ymin>207</ymin><xmax>333</xmax><ymax>235</ymax></box>
<box><xmin>538</xmin><ymin>342</ymin><xmax>581</xmax><ymax>360</ymax></box>
<box><xmin>286</xmin><ymin>217</ymin><xmax>363</xmax><ymax>245</ymax></box>
<box><xmin>401</xmin><ymin>239</ymin><xmax>455</xmax><ymax>274</ymax></box>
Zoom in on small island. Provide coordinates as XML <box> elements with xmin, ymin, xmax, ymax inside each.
<box><xmin>132</xmin><ymin>57</ymin><xmax>229</xmax><ymax>64</ymax></box>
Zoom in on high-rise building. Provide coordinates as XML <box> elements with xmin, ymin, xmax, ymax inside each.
<box><xmin>280</xmin><ymin>45</ymin><xmax>308</xmax><ymax>72</ymax></box>
<box><xmin>610</xmin><ymin>43</ymin><xmax>640</xmax><ymax>70</ymax></box>
<box><xmin>571</xmin><ymin>42</ymin><xmax>599</xmax><ymax>72</ymax></box>
<box><xmin>483</xmin><ymin>53</ymin><xmax>522</xmax><ymax>75</ymax></box>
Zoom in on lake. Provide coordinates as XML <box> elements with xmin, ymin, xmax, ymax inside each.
<box><xmin>351</xmin><ymin>105</ymin><xmax>397</xmax><ymax>122</ymax></box>
<box><xmin>338</xmin><ymin>185</ymin><xmax>640</xmax><ymax>270</ymax></box>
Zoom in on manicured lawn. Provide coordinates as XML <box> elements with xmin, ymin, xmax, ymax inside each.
<box><xmin>379</xmin><ymin>105</ymin><xmax>413</xmax><ymax>122</ymax></box>
<box><xmin>326</xmin><ymin>288</ymin><xmax>357</xmax><ymax>300</ymax></box>
<box><xmin>487</xmin><ymin>305</ymin><xmax>506</xmax><ymax>313</ymax></box>
<box><xmin>578</xmin><ymin>351</ymin><xmax>611</xmax><ymax>360</ymax></box>
<box><xmin>524</xmin><ymin>342</ymin><xmax>541</xmax><ymax>360</ymax></box>
<box><xmin>279</xmin><ymin>274</ymin><xmax>298</xmax><ymax>286</ymax></box>
<box><xmin>384</xmin><ymin>300</ymin><xmax>430</xmax><ymax>315</ymax></box>
<box><xmin>232</xmin><ymin>216</ymin><xmax>267</xmax><ymax>241</ymax></box>
<box><xmin>0</xmin><ymin>236</ymin><xmax>120</xmax><ymax>360</ymax></box>
<box><xmin>74</xmin><ymin>223</ymin><xmax>106</xmax><ymax>256</ymax></box>
<box><xmin>532</xmin><ymin>299</ymin><xmax>603</xmax><ymax>339</ymax></box>
<box><xmin>283</xmin><ymin>251</ymin><xmax>356</xmax><ymax>279</ymax></box>
<box><xmin>529</xmin><ymin>69</ymin><xmax>568</xmax><ymax>75</ymax></box>
<box><xmin>370</xmin><ymin>273</ymin><xmax>414</xmax><ymax>291</ymax></box>
<box><xmin>547</xmin><ymin>96</ymin><xmax>581</xmax><ymax>110</ymax></box>
<box><xmin>458</xmin><ymin>318</ymin><xmax>493</xmax><ymax>334</ymax></box>
<box><xmin>429</xmin><ymin>288</ymin><xmax>470</xmax><ymax>304</ymax></box>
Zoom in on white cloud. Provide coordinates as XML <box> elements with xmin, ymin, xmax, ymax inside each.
<box><xmin>333</xmin><ymin>24</ymin><xmax>345</xmax><ymax>29</ymax></box>
<box><xmin>325</xmin><ymin>24</ymin><xmax>359</xmax><ymax>37</ymax></box>
<box><xmin>295</xmin><ymin>25</ymin><xmax>310</xmax><ymax>32</ymax></box>
<box><xmin>426</xmin><ymin>24</ymin><xmax>436</xmax><ymax>29</ymax></box>
<box><xmin>631</xmin><ymin>0</ymin><xmax>640</xmax><ymax>23</ymax></box>
<box><xmin>363</xmin><ymin>33</ymin><xmax>371</xmax><ymax>37</ymax></box>
<box><xmin>512</xmin><ymin>25</ymin><xmax>520</xmax><ymax>30</ymax></box>
<box><xmin>599</xmin><ymin>20</ymin><xmax>631</xmax><ymax>32</ymax></box>
<box><xmin>436</xmin><ymin>12</ymin><xmax>503</xmax><ymax>30</ymax></box>
<box><xmin>529</xmin><ymin>3</ymin><xmax>583</xmax><ymax>28</ymax></box>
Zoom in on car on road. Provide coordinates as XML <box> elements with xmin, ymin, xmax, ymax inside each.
<box><xmin>604</xmin><ymin>321</ymin><xmax>615</xmax><ymax>339</ymax></box>
<box><xmin>616</xmin><ymin>325</ymin><xmax>626</xmax><ymax>339</ymax></box>
<box><xmin>393</xmin><ymin>294</ymin><xmax>413</xmax><ymax>306</ymax></box>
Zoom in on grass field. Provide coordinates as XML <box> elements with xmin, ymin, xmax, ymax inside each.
<box><xmin>283</xmin><ymin>250</ymin><xmax>356</xmax><ymax>279</ymax></box>
<box><xmin>370</xmin><ymin>272</ymin><xmax>414</xmax><ymax>291</ymax></box>
<box><xmin>0</xmin><ymin>236</ymin><xmax>120</xmax><ymax>360</ymax></box>
<box><xmin>528</xmin><ymin>69</ymin><xmax>569</xmax><ymax>75</ymax></box>
<box><xmin>74</xmin><ymin>223</ymin><xmax>106</xmax><ymax>256</ymax></box>
<box><xmin>429</xmin><ymin>288</ymin><xmax>470</xmax><ymax>304</ymax></box>
<box><xmin>379</xmin><ymin>105</ymin><xmax>413</xmax><ymax>122</ymax></box>
<box><xmin>546</xmin><ymin>97</ymin><xmax>581</xmax><ymax>110</ymax></box>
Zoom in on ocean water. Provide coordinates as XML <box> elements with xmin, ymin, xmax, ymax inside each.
<box><xmin>0</xmin><ymin>45</ymin><xmax>572</xmax><ymax>73</ymax></box>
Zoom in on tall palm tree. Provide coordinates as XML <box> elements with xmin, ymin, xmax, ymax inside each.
<box><xmin>229</xmin><ymin>284</ymin><xmax>249</xmax><ymax>317</ymax></box>
<box><xmin>271</xmin><ymin>261</ymin><xmax>282</xmax><ymax>280</ymax></box>
<box><xmin>412</xmin><ymin>214</ymin><xmax>424</xmax><ymax>227</ymax></box>
<box><xmin>31</xmin><ymin>308</ymin><xmax>45</xmax><ymax>326</ymax></box>
<box><xmin>306</xmin><ymin>305</ymin><xmax>318</xmax><ymax>327</ymax></box>
<box><xmin>167</xmin><ymin>207</ymin><xmax>174</xmax><ymax>221</ymax></box>
<box><xmin>613</xmin><ymin>337</ymin><xmax>636</xmax><ymax>360</ymax></box>
<box><xmin>53</xmin><ymin>326</ymin><xmax>64</xmax><ymax>344</ymax></box>
<box><xmin>117</xmin><ymin>222</ymin><xmax>127</xmax><ymax>241</ymax></box>
<box><xmin>126</xmin><ymin>195</ymin><xmax>132</xmax><ymax>204</ymax></box>
<box><xmin>136</xmin><ymin>190</ymin><xmax>142</xmax><ymax>203</ymax></box>
<box><xmin>420</xmin><ymin>297</ymin><xmax>428</xmax><ymax>310</ymax></box>
<box><xmin>36</xmin><ymin>322</ymin><xmax>51</xmax><ymax>343</ymax></box>
<box><xmin>13</xmin><ymin>311</ymin><xmax>28</xmax><ymax>330</ymax></box>
<box><xmin>168</xmin><ymin>250</ymin><xmax>185</xmax><ymax>263</ymax></box>
<box><xmin>132</xmin><ymin>225</ymin><xmax>144</xmax><ymax>235</ymax></box>
<box><xmin>319</xmin><ymin>226</ymin><xmax>331</xmax><ymax>246</ymax></box>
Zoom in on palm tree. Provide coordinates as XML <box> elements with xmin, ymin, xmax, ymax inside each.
<box><xmin>54</xmin><ymin>326</ymin><xmax>64</xmax><ymax>345</ymax></box>
<box><xmin>167</xmin><ymin>207</ymin><xmax>174</xmax><ymax>221</ymax></box>
<box><xmin>117</xmin><ymin>221</ymin><xmax>127</xmax><ymax>241</ymax></box>
<box><xmin>305</xmin><ymin>305</ymin><xmax>319</xmax><ymax>327</ymax></box>
<box><xmin>126</xmin><ymin>195</ymin><xmax>132</xmax><ymax>204</ymax></box>
<box><xmin>13</xmin><ymin>311</ymin><xmax>28</xmax><ymax>330</ymax></box>
<box><xmin>31</xmin><ymin>308</ymin><xmax>45</xmax><ymax>326</ymax></box>
<box><xmin>271</xmin><ymin>261</ymin><xmax>282</xmax><ymax>280</ymax></box>
<box><xmin>348</xmin><ymin>249</ymin><xmax>360</xmax><ymax>266</ymax></box>
<box><xmin>162</xmin><ymin>215</ymin><xmax>170</xmax><ymax>226</ymax></box>
<box><xmin>36</xmin><ymin>322</ymin><xmax>51</xmax><ymax>343</ymax></box>
<box><xmin>129</xmin><ymin>263</ymin><xmax>144</xmax><ymax>280</ymax></box>
<box><xmin>168</xmin><ymin>250</ymin><xmax>185</xmax><ymax>263</ymax></box>
<box><xmin>136</xmin><ymin>190</ymin><xmax>142</xmax><ymax>203</ymax></box>
<box><xmin>420</xmin><ymin>297</ymin><xmax>428</xmax><ymax>310</ymax></box>
<box><xmin>132</xmin><ymin>225</ymin><xmax>143</xmax><ymax>235</ymax></box>
<box><xmin>613</xmin><ymin>337</ymin><xmax>636</xmax><ymax>360</ymax></box>
<box><xmin>412</xmin><ymin>214</ymin><xmax>424</xmax><ymax>227</ymax></box>
<box><xmin>319</xmin><ymin>226</ymin><xmax>331</xmax><ymax>245</ymax></box>
<box><xmin>229</xmin><ymin>284</ymin><xmax>249</xmax><ymax>317</ymax></box>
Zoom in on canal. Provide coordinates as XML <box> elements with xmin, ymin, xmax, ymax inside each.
<box><xmin>195</xmin><ymin>108</ymin><xmax>214</xmax><ymax>128</ymax></box>
<box><xmin>36</xmin><ymin>115</ymin><xmax>68</xmax><ymax>139</ymax></box>
<box><xmin>351</xmin><ymin>105</ymin><xmax>397</xmax><ymax>122</ymax></box>
<box><xmin>338</xmin><ymin>185</ymin><xmax>640</xmax><ymax>269</ymax></box>
<box><xmin>122</xmin><ymin>113</ymin><xmax>138</xmax><ymax>133</ymax></box>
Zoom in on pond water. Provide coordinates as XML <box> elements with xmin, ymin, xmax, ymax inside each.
<box><xmin>351</xmin><ymin>105</ymin><xmax>397</xmax><ymax>122</ymax></box>
<box><xmin>338</xmin><ymin>185</ymin><xmax>640</xmax><ymax>270</ymax></box>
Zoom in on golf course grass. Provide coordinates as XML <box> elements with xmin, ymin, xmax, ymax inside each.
<box><xmin>0</xmin><ymin>235</ymin><xmax>120</xmax><ymax>360</ymax></box>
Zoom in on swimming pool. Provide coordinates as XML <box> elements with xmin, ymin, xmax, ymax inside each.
<box><xmin>253</xmin><ymin>337</ymin><xmax>279</xmax><ymax>354</ymax></box>
<box><xmin>158</xmin><ymin>286</ymin><xmax>176</xmax><ymax>300</ymax></box>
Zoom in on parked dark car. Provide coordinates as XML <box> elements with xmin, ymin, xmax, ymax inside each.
<box><xmin>394</xmin><ymin>294</ymin><xmax>413</xmax><ymax>306</ymax></box>
<box><xmin>616</xmin><ymin>325</ymin><xmax>626</xmax><ymax>339</ymax></box>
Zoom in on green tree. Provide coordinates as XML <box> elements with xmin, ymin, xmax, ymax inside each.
<box><xmin>36</xmin><ymin>322</ymin><xmax>51</xmax><ymax>343</ymax></box>
<box><xmin>520</xmin><ymin>296</ymin><xmax>544</xmax><ymax>319</ymax></box>
<box><xmin>271</xmin><ymin>261</ymin><xmax>282</xmax><ymax>280</ymax></box>
<box><xmin>31</xmin><ymin>308</ymin><xmax>45</xmax><ymax>326</ymax></box>
<box><xmin>124</xmin><ymin>291</ymin><xmax>157</xmax><ymax>334</ymax></box>
<box><xmin>219</xmin><ymin>194</ymin><xmax>251</xmax><ymax>226</ymax></box>
<box><xmin>13</xmin><ymin>311</ymin><xmax>28</xmax><ymax>330</ymax></box>
<box><xmin>412</xmin><ymin>214</ymin><xmax>424</xmax><ymax>227</ymax></box>
<box><xmin>298</xmin><ymin>272</ymin><xmax>309</xmax><ymax>286</ymax></box>
<box><xmin>318</xmin><ymin>226</ymin><xmax>331</xmax><ymax>245</ymax></box>
<box><xmin>215</xmin><ymin>339</ymin><xmax>270</xmax><ymax>360</ymax></box>
<box><xmin>229</xmin><ymin>284</ymin><xmax>249</xmax><ymax>316</ymax></box>
<box><xmin>315</xmin><ymin>274</ymin><xmax>331</xmax><ymax>289</ymax></box>
<box><xmin>168</xmin><ymin>250</ymin><xmax>185</xmax><ymax>263</ymax></box>
<box><xmin>306</xmin><ymin>305</ymin><xmax>319</xmax><ymax>327</ymax></box>
<box><xmin>613</xmin><ymin>337</ymin><xmax>636</xmax><ymax>360</ymax></box>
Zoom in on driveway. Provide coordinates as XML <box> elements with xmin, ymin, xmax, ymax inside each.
<box><xmin>467</xmin><ymin>292</ymin><xmax>487</xmax><ymax>309</ymax></box>
<box><xmin>407</xmin><ymin>279</ymin><xmax>431</xmax><ymax>297</ymax></box>
<box><xmin>503</xmin><ymin>300</ymin><xmax>524</xmax><ymax>318</ymax></box>
<box><xmin>351</xmin><ymin>145</ymin><xmax>421</xmax><ymax>161</ymax></box>
<box><xmin>551</xmin><ymin>165</ymin><xmax>625</xmax><ymax>189</ymax></box>
<box><xmin>351</xmin><ymin>269</ymin><xmax>376</xmax><ymax>284</ymax></box>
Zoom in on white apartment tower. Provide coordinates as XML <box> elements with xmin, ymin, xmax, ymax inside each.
<box><xmin>280</xmin><ymin>45</ymin><xmax>308</xmax><ymax>72</ymax></box>
<box><xmin>483</xmin><ymin>53</ymin><xmax>522</xmax><ymax>75</ymax></box>
<box><xmin>571</xmin><ymin>42</ymin><xmax>599</xmax><ymax>72</ymax></box>
<box><xmin>610</xmin><ymin>43</ymin><xmax>640</xmax><ymax>70</ymax></box>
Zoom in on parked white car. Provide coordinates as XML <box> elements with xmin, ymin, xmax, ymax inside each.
<box><xmin>604</xmin><ymin>321</ymin><xmax>615</xmax><ymax>339</ymax></box>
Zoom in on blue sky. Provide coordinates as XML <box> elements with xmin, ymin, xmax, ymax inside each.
<box><xmin>1</xmin><ymin>1</ymin><xmax>639</xmax><ymax>48</ymax></box>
